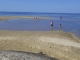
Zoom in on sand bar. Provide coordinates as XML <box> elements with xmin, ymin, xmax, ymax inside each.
<box><xmin>0</xmin><ymin>16</ymin><xmax>53</xmax><ymax>20</ymax></box>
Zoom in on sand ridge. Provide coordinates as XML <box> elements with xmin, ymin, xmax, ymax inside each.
<box><xmin>39</xmin><ymin>36</ymin><xmax>80</xmax><ymax>48</ymax></box>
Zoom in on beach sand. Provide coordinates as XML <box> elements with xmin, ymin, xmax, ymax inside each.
<box><xmin>0</xmin><ymin>30</ymin><xmax>80</xmax><ymax>60</ymax></box>
<box><xmin>0</xmin><ymin>16</ymin><xmax>52</xmax><ymax>20</ymax></box>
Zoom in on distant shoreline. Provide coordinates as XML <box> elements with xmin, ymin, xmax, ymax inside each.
<box><xmin>0</xmin><ymin>11</ymin><xmax>80</xmax><ymax>14</ymax></box>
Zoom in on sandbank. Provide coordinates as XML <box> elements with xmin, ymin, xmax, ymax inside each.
<box><xmin>0</xmin><ymin>16</ymin><xmax>52</xmax><ymax>20</ymax></box>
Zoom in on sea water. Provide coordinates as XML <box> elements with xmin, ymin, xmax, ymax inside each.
<box><xmin>0</xmin><ymin>12</ymin><xmax>80</xmax><ymax>38</ymax></box>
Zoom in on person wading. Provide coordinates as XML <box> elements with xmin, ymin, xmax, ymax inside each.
<box><xmin>50</xmin><ymin>21</ymin><xmax>54</xmax><ymax>30</ymax></box>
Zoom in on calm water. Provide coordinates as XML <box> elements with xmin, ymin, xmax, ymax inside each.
<box><xmin>0</xmin><ymin>12</ymin><xmax>80</xmax><ymax>38</ymax></box>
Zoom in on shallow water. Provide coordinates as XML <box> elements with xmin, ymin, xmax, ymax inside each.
<box><xmin>0</xmin><ymin>12</ymin><xmax>80</xmax><ymax>38</ymax></box>
<box><xmin>0</xmin><ymin>18</ymin><xmax>80</xmax><ymax>38</ymax></box>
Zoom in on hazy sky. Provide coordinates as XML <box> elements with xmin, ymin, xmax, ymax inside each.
<box><xmin>0</xmin><ymin>0</ymin><xmax>80</xmax><ymax>13</ymax></box>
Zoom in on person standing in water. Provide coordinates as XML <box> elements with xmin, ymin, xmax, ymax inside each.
<box><xmin>50</xmin><ymin>21</ymin><xmax>54</xmax><ymax>30</ymax></box>
<box><xmin>74</xmin><ymin>19</ymin><xmax>76</xmax><ymax>23</ymax></box>
<box><xmin>59</xmin><ymin>24</ymin><xmax>62</xmax><ymax>30</ymax></box>
<box><xmin>60</xmin><ymin>16</ymin><xmax>62</xmax><ymax>20</ymax></box>
<box><xmin>59</xmin><ymin>24</ymin><xmax>62</xmax><ymax>28</ymax></box>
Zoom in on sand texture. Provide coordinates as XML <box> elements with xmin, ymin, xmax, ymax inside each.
<box><xmin>0</xmin><ymin>30</ymin><xmax>80</xmax><ymax>60</ymax></box>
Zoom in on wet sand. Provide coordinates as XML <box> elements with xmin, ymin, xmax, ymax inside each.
<box><xmin>0</xmin><ymin>16</ymin><xmax>52</xmax><ymax>20</ymax></box>
<box><xmin>0</xmin><ymin>30</ymin><xmax>80</xmax><ymax>60</ymax></box>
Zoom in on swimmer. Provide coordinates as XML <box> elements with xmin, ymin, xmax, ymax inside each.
<box><xmin>60</xmin><ymin>16</ymin><xmax>62</xmax><ymax>20</ymax></box>
<box><xmin>50</xmin><ymin>21</ymin><xmax>53</xmax><ymax>27</ymax></box>
<box><xmin>59</xmin><ymin>24</ymin><xmax>62</xmax><ymax>28</ymax></box>
<box><xmin>74</xmin><ymin>19</ymin><xmax>76</xmax><ymax>23</ymax></box>
<box><xmin>59</xmin><ymin>24</ymin><xmax>62</xmax><ymax>31</ymax></box>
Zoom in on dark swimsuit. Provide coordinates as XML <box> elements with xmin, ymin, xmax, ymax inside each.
<box><xmin>51</xmin><ymin>24</ymin><xmax>53</xmax><ymax>26</ymax></box>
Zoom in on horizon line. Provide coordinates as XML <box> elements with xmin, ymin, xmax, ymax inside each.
<box><xmin>0</xmin><ymin>11</ymin><xmax>80</xmax><ymax>14</ymax></box>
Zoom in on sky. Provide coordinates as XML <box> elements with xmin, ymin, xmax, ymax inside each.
<box><xmin>0</xmin><ymin>0</ymin><xmax>80</xmax><ymax>13</ymax></box>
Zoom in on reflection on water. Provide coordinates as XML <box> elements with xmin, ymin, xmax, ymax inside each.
<box><xmin>50</xmin><ymin>26</ymin><xmax>53</xmax><ymax>31</ymax></box>
<box><xmin>0</xmin><ymin>18</ymin><xmax>80</xmax><ymax>38</ymax></box>
<box><xmin>59</xmin><ymin>27</ymin><xmax>62</xmax><ymax>31</ymax></box>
